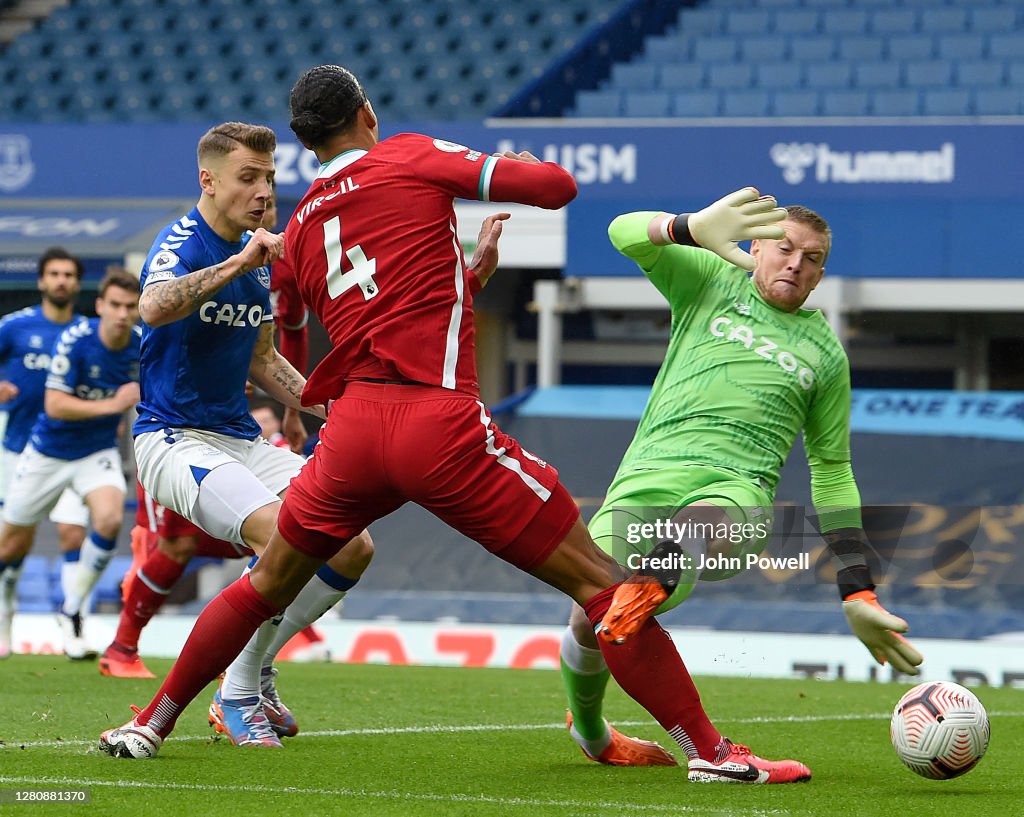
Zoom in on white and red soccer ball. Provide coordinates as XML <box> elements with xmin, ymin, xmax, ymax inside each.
<box><xmin>891</xmin><ymin>681</ymin><xmax>990</xmax><ymax>780</ymax></box>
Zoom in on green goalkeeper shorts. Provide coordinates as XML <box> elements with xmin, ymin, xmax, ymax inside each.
<box><xmin>588</xmin><ymin>464</ymin><xmax>773</xmax><ymax>614</ymax></box>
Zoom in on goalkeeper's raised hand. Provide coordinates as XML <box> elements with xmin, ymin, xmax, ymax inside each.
<box><xmin>648</xmin><ymin>187</ymin><xmax>787</xmax><ymax>270</ymax></box>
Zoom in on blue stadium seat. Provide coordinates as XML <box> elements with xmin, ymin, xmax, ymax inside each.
<box><xmin>609</xmin><ymin>62</ymin><xmax>658</xmax><ymax>90</ymax></box>
<box><xmin>821</xmin><ymin>90</ymin><xmax>870</xmax><ymax>116</ymax></box>
<box><xmin>573</xmin><ymin>89</ymin><xmax>621</xmax><ymax>117</ymax></box>
<box><xmin>720</xmin><ymin>91</ymin><xmax>770</xmax><ymax>117</ymax></box>
<box><xmin>973</xmin><ymin>88</ymin><xmax>1023</xmax><ymax>116</ymax></box>
<box><xmin>905</xmin><ymin>60</ymin><xmax>955</xmax><ymax>89</ymax></box>
<box><xmin>678</xmin><ymin>8</ymin><xmax>724</xmax><ymax>36</ymax></box>
<box><xmin>671</xmin><ymin>91</ymin><xmax>720</xmax><ymax>117</ymax></box>
<box><xmin>854</xmin><ymin>62</ymin><xmax>902</xmax><ymax>89</ymax></box>
<box><xmin>955</xmin><ymin>61</ymin><xmax>1005</xmax><ymax>88</ymax></box>
<box><xmin>937</xmin><ymin>34</ymin><xmax>985</xmax><ymax>61</ymax></box>
<box><xmin>658</xmin><ymin>63</ymin><xmax>705</xmax><ymax>91</ymax></box>
<box><xmin>870</xmin><ymin>9</ymin><xmax>917</xmax><ymax>35</ymax></box>
<box><xmin>887</xmin><ymin>35</ymin><xmax>934</xmax><ymax>60</ymax></box>
<box><xmin>822</xmin><ymin>10</ymin><xmax>868</xmax><ymax>36</ymax></box>
<box><xmin>804</xmin><ymin>61</ymin><xmax>851</xmax><ymax>89</ymax></box>
<box><xmin>624</xmin><ymin>91</ymin><xmax>671</xmax><ymax>117</ymax></box>
<box><xmin>725</xmin><ymin>10</ymin><xmax>771</xmax><ymax>36</ymax></box>
<box><xmin>706</xmin><ymin>63</ymin><xmax>753</xmax><ymax>90</ymax></box>
<box><xmin>739</xmin><ymin>36</ymin><xmax>783</xmax><ymax>62</ymax></box>
<box><xmin>789</xmin><ymin>35</ymin><xmax>836</xmax><ymax>62</ymax></box>
<box><xmin>772</xmin><ymin>9</ymin><xmax>820</xmax><ymax>36</ymax></box>
<box><xmin>871</xmin><ymin>90</ymin><xmax>920</xmax><ymax>117</ymax></box>
<box><xmin>970</xmin><ymin>6</ymin><xmax>1019</xmax><ymax>34</ymax></box>
<box><xmin>990</xmin><ymin>34</ymin><xmax>1024</xmax><ymax>60</ymax></box>
<box><xmin>754</xmin><ymin>62</ymin><xmax>802</xmax><ymax>90</ymax></box>
<box><xmin>926</xmin><ymin>8</ymin><xmax>969</xmax><ymax>35</ymax></box>
<box><xmin>1008</xmin><ymin>60</ymin><xmax>1024</xmax><ymax>86</ymax></box>
<box><xmin>771</xmin><ymin>90</ymin><xmax>819</xmax><ymax>117</ymax></box>
<box><xmin>693</xmin><ymin>37</ymin><xmax>738</xmax><ymax>63</ymax></box>
<box><xmin>839</xmin><ymin>37</ymin><xmax>884</xmax><ymax>61</ymax></box>
<box><xmin>644</xmin><ymin>35</ymin><xmax>687</xmax><ymax>64</ymax></box>
<box><xmin>922</xmin><ymin>89</ymin><xmax>972</xmax><ymax>116</ymax></box>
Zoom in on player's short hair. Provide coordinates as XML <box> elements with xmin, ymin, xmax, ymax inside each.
<box><xmin>38</xmin><ymin>247</ymin><xmax>84</xmax><ymax>280</ymax></box>
<box><xmin>784</xmin><ymin>205</ymin><xmax>832</xmax><ymax>262</ymax></box>
<box><xmin>289</xmin><ymin>64</ymin><xmax>367</xmax><ymax>148</ymax></box>
<box><xmin>98</xmin><ymin>267</ymin><xmax>140</xmax><ymax>299</ymax></box>
<box><xmin>197</xmin><ymin>122</ymin><xmax>277</xmax><ymax>167</ymax></box>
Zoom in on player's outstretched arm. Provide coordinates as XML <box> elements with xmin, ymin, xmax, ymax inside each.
<box><xmin>647</xmin><ymin>188</ymin><xmax>787</xmax><ymax>270</ymax></box>
<box><xmin>248</xmin><ymin>322</ymin><xmax>324</xmax><ymax>419</ymax></box>
<box><xmin>825</xmin><ymin>527</ymin><xmax>924</xmax><ymax>676</ymax></box>
<box><xmin>140</xmin><ymin>229</ymin><xmax>285</xmax><ymax>327</ymax></box>
<box><xmin>44</xmin><ymin>382</ymin><xmax>140</xmax><ymax>421</ymax></box>
<box><xmin>487</xmin><ymin>151</ymin><xmax>577</xmax><ymax>210</ymax></box>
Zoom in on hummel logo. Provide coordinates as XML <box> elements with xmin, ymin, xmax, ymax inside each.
<box><xmin>733</xmin><ymin>302</ymin><xmax>751</xmax><ymax>316</ymax></box>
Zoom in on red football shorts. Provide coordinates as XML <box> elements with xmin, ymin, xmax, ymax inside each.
<box><xmin>134</xmin><ymin>480</ymin><xmax>253</xmax><ymax>559</ymax></box>
<box><xmin>278</xmin><ymin>382</ymin><xmax>579</xmax><ymax>571</ymax></box>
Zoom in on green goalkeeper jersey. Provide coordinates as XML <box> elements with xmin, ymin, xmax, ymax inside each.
<box><xmin>607</xmin><ymin>212</ymin><xmax>853</xmax><ymax>500</ymax></box>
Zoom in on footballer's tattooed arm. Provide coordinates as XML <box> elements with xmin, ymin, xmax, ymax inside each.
<box><xmin>139</xmin><ymin>264</ymin><xmax>237</xmax><ymax>327</ymax></box>
<box><xmin>140</xmin><ymin>228</ymin><xmax>284</xmax><ymax>327</ymax></box>
<box><xmin>248</xmin><ymin>322</ymin><xmax>324</xmax><ymax>417</ymax></box>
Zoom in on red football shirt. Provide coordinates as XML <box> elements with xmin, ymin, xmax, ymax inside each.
<box><xmin>285</xmin><ymin>133</ymin><xmax>576</xmax><ymax>404</ymax></box>
<box><xmin>270</xmin><ymin>252</ymin><xmax>309</xmax><ymax>374</ymax></box>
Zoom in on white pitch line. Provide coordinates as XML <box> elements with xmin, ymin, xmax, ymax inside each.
<box><xmin>0</xmin><ymin>776</ymin><xmax>790</xmax><ymax>817</ymax></box>
<box><xmin>5</xmin><ymin>710</ymin><xmax>1022</xmax><ymax>750</ymax></box>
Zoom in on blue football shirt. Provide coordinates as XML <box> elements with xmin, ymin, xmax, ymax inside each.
<box><xmin>134</xmin><ymin>207</ymin><xmax>274</xmax><ymax>440</ymax></box>
<box><xmin>0</xmin><ymin>306</ymin><xmax>87</xmax><ymax>454</ymax></box>
<box><xmin>31</xmin><ymin>318</ymin><xmax>142</xmax><ymax>460</ymax></box>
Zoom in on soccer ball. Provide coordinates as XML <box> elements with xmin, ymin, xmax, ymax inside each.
<box><xmin>890</xmin><ymin>682</ymin><xmax>990</xmax><ymax>779</ymax></box>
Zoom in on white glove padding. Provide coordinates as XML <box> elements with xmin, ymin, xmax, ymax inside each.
<box><xmin>687</xmin><ymin>187</ymin><xmax>787</xmax><ymax>270</ymax></box>
<box><xmin>842</xmin><ymin>591</ymin><xmax>924</xmax><ymax>675</ymax></box>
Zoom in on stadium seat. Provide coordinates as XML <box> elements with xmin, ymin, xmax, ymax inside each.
<box><xmin>955</xmin><ymin>61</ymin><xmax>1005</xmax><ymax>88</ymax></box>
<box><xmin>789</xmin><ymin>35</ymin><xmax>834</xmax><ymax>61</ymax></box>
<box><xmin>905</xmin><ymin>60</ymin><xmax>955</xmax><ymax>89</ymax></box>
<box><xmin>677</xmin><ymin>8</ymin><xmax>724</xmax><ymax>36</ymax></box>
<box><xmin>609</xmin><ymin>62</ymin><xmax>658</xmax><ymax>90</ymax></box>
<box><xmin>720</xmin><ymin>91</ymin><xmax>771</xmax><ymax>117</ymax></box>
<box><xmin>822</xmin><ymin>10</ymin><xmax>868</xmax><ymax>36</ymax></box>
<box><xmin>970</xmin><ymin>6</ymin><xmax>1019</xmax><ymax>34</ymax></box>
<box><xmin>742</xmin><ymin>36</ymin><xmax>787</xmax><ymax>62</ymax></box>
<box><xmin>821</xmin><ymin>90</ymin><xmax>870</xmax><ymax>116</ymax></box>
<box><xmin>623</xmin><ymin>91</ymin><xmax>671</xmax><ymax>117</ymax></box>
<box><xmin>990</xmin><ymin>34</ymin><xmax>1024</xmax><ymax>60</ymax></box>
<box><xmin>1008</xmin><ymin>60</ymin><xmax>1024</xmax><ymax>86</ymax></box>
<box><xmin>869</xmin><ymin>9</ymin><xmax>917</xmax><ymax>36</ymax></box>
<box><xmin>772</xmin><ymin>9</ymin><xmax>820</xmax><ymax>36</ymax></box>
<box><xmin>771</xmin><ymin>89</ymin><xmax>819</xmax><ymax>116</ymax></box>
<box><xmin>974</xmin><ymin>88</ymin><xmax>1023</xmax><ymax>116</ymax></box>
<box><xmin>887</xmin><ymin>35</ymin><xmax>934</xmax><ymax>61</ymax></box>
<box><xmin>804</xmin><ymin>61</ymin><xmax>851</xmax><ymax>89</ymax></box>
<box><xmin>724</xmin><ymin>10</ymin><xmax>771</xmax><ymax>36</ymax></box>
<box><xmin>671</xmin><ymin>90</ymin><xmax>720</xmax><ymax>117</ymax></box>
<box><xmin>693</xmin><ymin>37</ymin><xmax>738</xmax><ymax>63</ymax></box>
<box><xmin>653</xmin><ymin>63</ymin><xmax>701</xmax><ymax>91</ymax></box>
<box><xmin>707</xmin><ymin>63</ymin><xmax>754</xmax><ymax>90</ymax></box>
<box><xmin>927</xmin><ymin>8</ymin><xmax>969</xmax><ymax>35</ymax></box>
<box><xmin>937</xmin><ymin>34</ymin><xmax>985</xmax><ymax>61</ymax></box>
<box><xmin>754</xmin><ymin>62</ymin><xmax>802</xmax><ymax>90</ymax></box>
<box><xmin>871</xmin><ymin>90</ymin><xmax>920</xmax><ymax>117</ymax></box>
<box><xmin>572</xmin><ymin>90</ymin><xmax>622</xmax><ymax>117</ymax></box>
<box><xmin>922</xmin><ymin>89</ymin><xmax>972</xmax><ymax>116</ymax></box>
<box><xmin>839</xmin><ymin>37</ymin><xmax>884</xmax><ymax>62</ymax></box>
<box><xmin>854</xmin><ymin>62</ymin><xmax>902</xmax><ymax>89</ymax></box>
<box><xmin>644</xmin><ymin>35</ymin><xmax>687</xmax><ymax>64</ymax></box>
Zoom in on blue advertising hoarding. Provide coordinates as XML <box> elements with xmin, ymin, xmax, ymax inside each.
<box><xmin>1</xmin><ymin>122</ymin><xmax>1021</xmax><ymax>279</ymax></box>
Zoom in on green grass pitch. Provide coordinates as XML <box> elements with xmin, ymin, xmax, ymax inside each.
<box><xmin>1</xmin><ymin>656</ymin><xmax>1021</xmax><ymax>816</ymax></box>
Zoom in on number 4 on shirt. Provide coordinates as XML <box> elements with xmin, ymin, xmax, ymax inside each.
<box><xmin>322</xmin><ymin>216</ymin><xmax>379</xmax><ymax>301</ymax></box>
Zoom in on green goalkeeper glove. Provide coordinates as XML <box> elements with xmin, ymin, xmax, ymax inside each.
<box><xmin>842</xmin><ymin>590</ymin><xmax>924</xmax><ymax>675</ymax></box>
<box><xmin>666</xmin><ymin>187</ymin><xmax>787</xmax><ymax>270</ymax></box>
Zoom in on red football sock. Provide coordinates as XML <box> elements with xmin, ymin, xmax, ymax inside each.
<box><xmin>584</xmin><ymin>585</ymin><xmax>722</xmax><ymax>760</ymax></box>
<box><xmin>114</xmin><ymin>550</ymin><xmax>186</xmax><ymax>652</ymax></box>
<box><xmin>136</xmin><ymin>575</ymin><xmax>280</xmax><ymax>738</ymax></box>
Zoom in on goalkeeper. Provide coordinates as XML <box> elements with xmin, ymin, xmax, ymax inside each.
<box><xmin>561</xmin><ymin>189</ymin><xmax>924</xmax><ymax>776</ymax></box>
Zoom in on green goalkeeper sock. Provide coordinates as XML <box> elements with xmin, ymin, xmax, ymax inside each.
<box><xmin>560</xmin><ymin>626</ymin><xmax>611</xmax><ymax>742</ymax></box>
